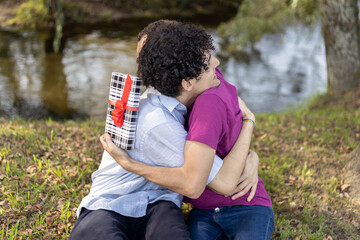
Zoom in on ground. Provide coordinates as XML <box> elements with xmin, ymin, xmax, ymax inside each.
<box><xmin>1</xmin><ymin>88</ymin><xmax>359</xmax><ymax>239</ymax></box>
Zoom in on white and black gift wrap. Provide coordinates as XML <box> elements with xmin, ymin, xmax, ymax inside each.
<box><xmin>105</xmin><ymin>72</ymin><xmax>141</xmax><ymax>150</ymax></box>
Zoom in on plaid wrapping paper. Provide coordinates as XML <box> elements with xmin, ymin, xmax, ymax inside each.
<box><xmin>105</xmin><ymin>72</ymin><xmax>141</xmax><ymax>150</ymax></box>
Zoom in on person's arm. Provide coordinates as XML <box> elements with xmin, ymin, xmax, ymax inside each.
<box><xmin>207</xmin><ymin>96</ymin><xmax>256</xmax><ymax>196</ymax></box>
<box><xmin>230</xmin><ymin>149</ymin><xmax>259</xmax><ymax>201</ymax></box>
<box><xmin>207</xmin><ymin>122</ymin><xmax>253</xmax><ymax>195</ymax></box>
<box><xmin>101</xmin><ymin>133</ymin><xmax>219</xmax><ymax>199</ymax></box>
<box><xmin>100</xmin><ymin>96</ymin><xmax>256</xmax><ymax>198</ymax></box>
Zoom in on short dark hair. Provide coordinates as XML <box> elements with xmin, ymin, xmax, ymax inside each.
<box><xmin>137</xmin><ymin>22</ymin><xmax>215</xmax><ymax>97</ymax></box>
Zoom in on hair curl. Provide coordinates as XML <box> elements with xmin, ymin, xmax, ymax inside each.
<box><xmin>137</xmin><ymin>19</ymin><xmax>176</xmax><ymax>42</ymax></box>
<box><xmin>137</xmin><ymin>22</ymin><xmax>215</xmax><ymax>97</ymax></box>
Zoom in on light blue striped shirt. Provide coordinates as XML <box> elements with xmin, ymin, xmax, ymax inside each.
<box><xmin>77</xmin><ymin>88</ymin><xmax>223</xmax><ymax>218</ymax></box>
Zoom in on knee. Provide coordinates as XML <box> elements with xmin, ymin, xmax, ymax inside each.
<box><xmin>70</xmin><ymin>209</ymin><xmax>121</xmax><ymax>240</ymax></box>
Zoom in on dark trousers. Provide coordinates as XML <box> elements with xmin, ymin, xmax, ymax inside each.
<box><xmin>69</xmin><ymin>201</ymin><xmax>191</xmax><ymax>240</ymax></box>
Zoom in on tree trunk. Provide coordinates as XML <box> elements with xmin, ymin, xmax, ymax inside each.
<box><xmin>322</xmin><ymin>0</ymin><xmax>360</xmax><ymax>92</ymax></box>
<box><xmin>344</xmin><ymin>145</ymin><xmax>360</xmax><ymax>202</ymax></box>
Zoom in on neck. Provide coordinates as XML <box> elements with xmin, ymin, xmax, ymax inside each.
<box><xmin>175</xmin><ymin>92</ymin><xmax>197</xmax><ymax>108</ymax></box>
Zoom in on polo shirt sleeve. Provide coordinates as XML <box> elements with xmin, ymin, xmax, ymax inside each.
<box><xmin>143</xmin><ymin>121</ymin><xmax>223</xmax><ymax>184</ymax></box>
<box><xmin>187</xmin><ymin>94</ymin><xmax>226</xmax><ymax>150</ymax></box>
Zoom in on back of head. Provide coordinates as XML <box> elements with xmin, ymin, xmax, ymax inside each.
<box><xmin>137</xmin><ymin>22</ymin><xmax>215</xmax><ymax>97</ymax></box>
<box><xmin>137</xmin><ymin>20</ymin><xmax>177</xmax><ymax>42</ymax></box>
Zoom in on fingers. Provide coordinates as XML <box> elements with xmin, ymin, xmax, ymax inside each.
<box><xmin>247</xmin><ymin>183</ymin><xmax>258</xmax><ymax>202</ymax></box>
<box><xmin>99</xmin><ymin>134</ymin><xmax>107</xmax><ymax>149</ymax></box>
<box><xmin>231</xmin><ymin>176</ymin><xmax>259</xmax><ymax>201</ymax></box>
<box><xmin>237</xmin><ymin>174</ymin><xmax>247</xmax><ymax>184</ymax></box>
<box><xmin>232</xmin><ymin>184</ymin><xmax>251</xmax><ymax>200</ymax></box>
<box><xmin>231</xmin><ymin>178</ymin><xmax>249</xmax><ymax>199</ymax></box>
<box><xmin>99</xmin><ymin>133</ymin><xmax>112</xmax><ymax>151</ymax></box>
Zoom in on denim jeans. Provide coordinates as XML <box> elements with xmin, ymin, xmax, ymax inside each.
<box><xmin>187</xmin><ymin>205</ymin><xmax>274</xmax><ymax>240</ymax></box>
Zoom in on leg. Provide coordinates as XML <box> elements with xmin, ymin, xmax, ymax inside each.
<box><xmin>144</xmin><ymin>201</ymin><xmax>191</xmax><ymax>240</ymax></box>
<box><xmin>70</xmin><ymin>208</ymin><xmax>129</xmax><ymax>240</ymax></box>
<box><xmin>187</xmin><ymin>208</ymin><xmax>228</xmax><ymax>240</ymax></box>
<box><xmin>216</xmin><ymin>205</ymin><xmax>274</xmax><ymax>240</ymax></box>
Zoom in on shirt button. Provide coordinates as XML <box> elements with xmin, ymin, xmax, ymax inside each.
<box><xmin>214</xmin><ymin>207</ymin><xmax>220</xmax><ymax>213</ymax></box>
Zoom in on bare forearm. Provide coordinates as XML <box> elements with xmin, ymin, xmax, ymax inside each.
<box><xmin>208</xmin><ymin>121</ymin><xmax>254</xmax><ymax>195</ymax></box>
<box><xmin>117</xmin><ymin>152</ymin><xmax>208</xmax><ymax>199</ymax></box>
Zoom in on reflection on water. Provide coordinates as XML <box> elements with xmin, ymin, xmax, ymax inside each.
<box><xmin>0</xmin><ymin>30</ymin><xmax>138</xmax><ymax>119</ymax></box>
<box><xmin>216</xmin><ymin>23</ymin><xmax>327</xmax><ymax>113</ymax></box>
<box><xmin>0</xmin><ymin>23</ymin><xmax>326</xmax><ymax>120</ymax></box>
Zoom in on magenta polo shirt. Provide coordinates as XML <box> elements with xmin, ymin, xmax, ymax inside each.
<box><xmin>185</xmin><ymin>69</ymin><xmax>272</xmax><ymax>209</ymax></box>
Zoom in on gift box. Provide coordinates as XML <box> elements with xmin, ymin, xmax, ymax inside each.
<box><xmin>105</xmin><ymin>72</ymin><xmax>141</xmax><ymax>150</ymax></box>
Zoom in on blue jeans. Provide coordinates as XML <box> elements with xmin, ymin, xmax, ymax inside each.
<box><xmin>187</xmin><ymin>205</ymin><xmax>274</xmax><ymax>240</ymax></box>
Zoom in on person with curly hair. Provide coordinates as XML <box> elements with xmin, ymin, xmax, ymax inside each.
<box><xmin>71</xmin><ymin>20</ymin><xmax>272</xmax><ymax>240</ymax></box>
<box><xmin>101</xmin><ymin>21</ymin><xmax>274</xmax><ymax>239</ymax></box>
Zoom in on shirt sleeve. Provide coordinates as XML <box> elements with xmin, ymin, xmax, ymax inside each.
<box><xmin>187</xmin><ymin>94</ymin><xmax>226</xmax><ymax>150</ymax></box>
<box><xmin>143</xmin><ymin>122</ymin><xmax>187</xmax><ymax>168</ymax></box>
<box><xmin>143</xmin><ymin>121</ymin><xmax>223</xmax><ymax>184</ymax></box>
<box><xmin>207</xmin><ymin>155</ymin><xmax>223</xmax><ymax>184</ymax></box>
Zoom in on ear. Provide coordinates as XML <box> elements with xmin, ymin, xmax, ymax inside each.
<box><xmin>137</xmin><ymin>35</ymin><xmax>147</xmax><ymax>57</ymax></box>
<box><xmin>181</xmin><ymin>79</ymin><xmax>194</xmax><ymax>92</ymax></box>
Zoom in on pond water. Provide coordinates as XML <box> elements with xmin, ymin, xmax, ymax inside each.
<box><xmin>0</xmin><ymin>21</ymin><xmax>326</xmax><ymax>120</ymax></box>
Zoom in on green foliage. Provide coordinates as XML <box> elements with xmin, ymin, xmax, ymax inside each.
<box><xmin>218</xmin><ymin>0</ymin><xmax>320</xmax><ymax>51</ymax></box>
<box><xmin>7</xmin><ymin>0</ymin><xmax>50</xmax><ymax>29</ymax></box>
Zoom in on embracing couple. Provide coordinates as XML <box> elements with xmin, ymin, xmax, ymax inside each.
<box><xmin>70</xmin><ymin>20</ymin><xmax>274</xmax><ymax>240</ymax></box>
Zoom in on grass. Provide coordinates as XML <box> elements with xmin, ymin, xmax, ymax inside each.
<box><xmin>0</xmin><ymin>89</ymin><xmax>359</xmax><ymax>239</ymax></box>
<box><xmin>0</xmin><ymin>119</ymin><xmax>103</xmax><ymax>239</ymax></box>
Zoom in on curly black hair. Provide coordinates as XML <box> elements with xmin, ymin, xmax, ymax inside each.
<box><xmin>137</xmin><ymin>22</ymin><xmax>215</xmax><ymax>97</ymax></box>
<box><xmin>137</xmin><ymin>19</ymin><xmax>176</xmax><ymax>42</ymax></box>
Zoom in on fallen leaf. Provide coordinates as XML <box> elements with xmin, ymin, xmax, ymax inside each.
<box><xmin>26</xmin><ymin>165</ymin><xmax>36</xmax><ymax>174</ymax></box>
<box><xmin>46</xmin><ymin>216</ymin><xmax>54</xmax><ymax>225</ymax></box>
<box><xmin>23</xmin><ymin>176</ymin><xmax>30</xmax><ymax>185</ymax></box>
<box><xmin>259</xmin><ymin>134</ymin><xmax>267</xmax><ymax>140</ymax></box>
<box><xmin>10</xmin><ymin>176</ymin><xmax>20</xmax><ymax>180</ymax></box>
<box><xmin>36</xmin><ymin>224</ymin><xmax>45</xmax><ymax>230</ymax></box>
<box><xmin>21</xmin><ymin>228</ymin><xmax>33</xmax><ymax>236</ymax></box>
<box><xmin>16</xmin><ymin>196</ymin><xmax>24</xmax><ymax>201</ymax></box>
<box><xmin>340</xmin><ymin>184</ymin><xmax>350</xmax><ymax>192</ymax></box>
<box><xmin>294</xmin><ymin>209</ymin><xmax>302</xmax><ymax>215</ymax></box>
<box><xmin>34</xmin><ymin>203</ymin><xmax>42</xmax><ymax>211</ymax></box>
<box><xmin>57</xmin><ymin>222</ymin><xmax>65</xmax><ymax>229</ymax></box>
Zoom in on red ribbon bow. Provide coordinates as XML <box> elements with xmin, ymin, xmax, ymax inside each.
<box><xmin>108</xmin><ymin>74</ymin><xmax>139</xmax><ymax>127</ymax></box>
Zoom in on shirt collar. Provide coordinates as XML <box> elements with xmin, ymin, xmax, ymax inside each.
<box><xmin>159</xmin><ymin>94</ymin><xmax>187</xmax><ymax>115</ymax></box>
<box><xmin>142</xmin><ymin>87</ymin><xmax>187</xmax><ymax>116</ymax></box>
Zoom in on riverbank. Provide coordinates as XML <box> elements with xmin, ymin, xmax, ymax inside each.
<box><xmin>0</xmin><ymin>0</ymin><xmax>238</xmax><ymax>31</ymax></box>
<box><xmin>0</xmin><ymin>89</ymin><xmax>359</xmax><ymax>239</ymax></box>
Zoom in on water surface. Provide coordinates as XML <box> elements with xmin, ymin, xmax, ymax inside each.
<box><xmin>0</xmin><ymin>22</ymin><xmax>326</xmax><ymax>120</ymax></box>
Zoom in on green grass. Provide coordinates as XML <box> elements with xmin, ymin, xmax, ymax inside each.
<box><xmin>0</xmin><ymin>90</ymin><xmax>359</xmax><ymax>239</ymax></box>
<box><xmin>0</xmin><ymin>119</ymin><xmax>104</xmax><ymax>239</ymax></box>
